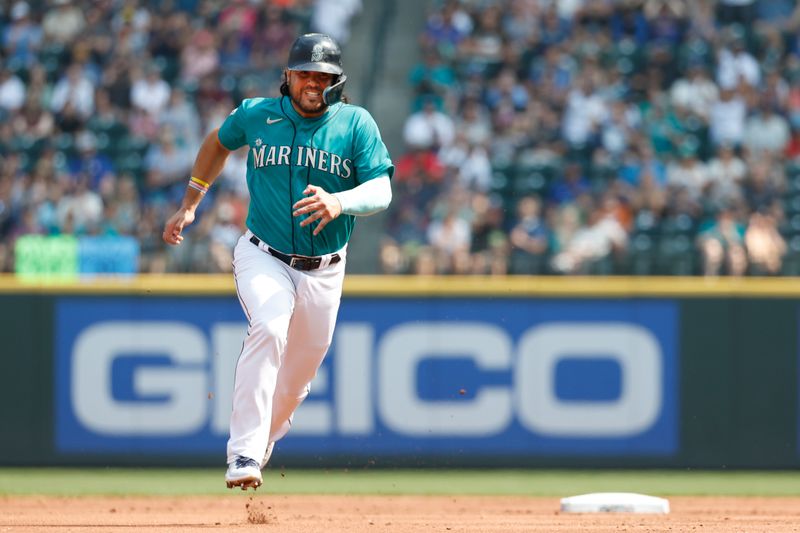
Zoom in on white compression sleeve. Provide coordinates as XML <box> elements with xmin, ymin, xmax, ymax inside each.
<box><xmin>332</xmin><ymin>175</ymin><xmax>392</xmax><ymax>216</ymax></box>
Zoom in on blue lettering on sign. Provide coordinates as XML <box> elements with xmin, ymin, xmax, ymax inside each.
<box><xmin>555</xmin><ymin>358</ymin><xmax>622</xmax><ymax>402</ymax></box>
<box><xmin>111</xmin><ymin>355</ymin><xmax>173</xmax><ymax>403</ymax></box>
<box><xmin>55</xmin><ymin>297</ymin><xmax>679</xmax><ymax>458</ymax></box>
<box><xmin>416</xmin><ymin>357</ymin><xmax>507</xmax><ymax>401</ymax></box>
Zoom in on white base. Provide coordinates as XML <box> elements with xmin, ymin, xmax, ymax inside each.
<box><xmin>560</xmin><ymin>492</ymin><xmax>670</xmax><ymax>514</ymax></box>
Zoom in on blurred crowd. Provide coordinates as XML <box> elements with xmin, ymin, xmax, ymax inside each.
<box><xmin>0</xmin><ymin>0</ymin><xmax>360</xmax><ymax>273</ymax></box>
<box><xmin>5</xmin><ymin>0</ymin><xmax>800</xmax><ymax>277</ymax></box>
<box><xmin>382</xmin><ymin>0</ymin><xmax>800</xmax><ymax>276</ymax></box>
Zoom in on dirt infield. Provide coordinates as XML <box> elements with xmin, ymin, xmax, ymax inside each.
<box><xmin>1</xmin><ymin>495</ymin><xmax>799</xmax><ymax>532</ymax></box>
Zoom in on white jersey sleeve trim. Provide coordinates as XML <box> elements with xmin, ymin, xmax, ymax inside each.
<box><xmin>333</xmin><ymin>175</ymin><xmax>392</xmax><ymax>216</ymax></box>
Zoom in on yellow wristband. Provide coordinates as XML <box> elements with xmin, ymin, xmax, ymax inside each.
<box><xmin>190</xmin><ymin>176</ymin><xmax>211</xmax><ymax>188</ymax></box>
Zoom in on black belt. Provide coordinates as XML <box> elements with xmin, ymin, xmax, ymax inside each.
<box><xmin>249</xmin><ymin>235</ymin><xmax>341</xmax><ymax>271</ymax></box>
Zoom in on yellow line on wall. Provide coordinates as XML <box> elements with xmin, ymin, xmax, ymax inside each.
<box><xmin>1</xmin><ymin>274</ymin><xmax>800</xmax><ymax>297</ymax></box>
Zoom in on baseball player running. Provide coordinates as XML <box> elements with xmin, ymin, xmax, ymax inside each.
<box><xmin>162</xmin><ymin>33</ymin><xmax>394</xmax><ymax>490</ymax></box>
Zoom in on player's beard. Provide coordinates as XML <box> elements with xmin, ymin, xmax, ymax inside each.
<box><xmin>288</xmin><ymin>83</ymin><xmax>327</xmax><ymax>116</ymax></box>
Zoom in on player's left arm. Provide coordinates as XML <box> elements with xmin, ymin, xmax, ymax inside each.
<box><xmin>293</xmin><ymin>175</ymin><xmax>392</xmax><ymax>235</ymax></box>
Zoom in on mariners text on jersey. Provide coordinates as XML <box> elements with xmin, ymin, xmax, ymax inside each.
<box><xmin>251</xmin><ymin>144</ymin><xmax>353</xmax><ymax>179</ymax></box>
<box><xmin>217</xmin><ymin>95</ymin><xmax>394</xmax><ymax>256</ymax></box>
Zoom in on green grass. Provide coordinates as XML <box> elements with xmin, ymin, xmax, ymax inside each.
<box><xmin>1</xmin><ymin>469</ymin><xmax>800</xmax><ymax>497</ymax></box>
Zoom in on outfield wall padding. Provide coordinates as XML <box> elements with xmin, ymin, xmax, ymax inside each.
<box><xmin>0</xmin><ymin>276</ymin><xmax>796</xmax><ymax>468</ymax></box>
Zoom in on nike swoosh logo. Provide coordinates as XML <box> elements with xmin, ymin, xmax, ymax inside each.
<box><xmin>266</xmin><ymin>117</ymin><xmax>283</xmax><ymax>125</ymax></box>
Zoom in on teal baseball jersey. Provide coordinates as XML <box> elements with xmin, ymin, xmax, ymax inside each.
<box><xmin>218</xmin><ymin>96</ymin><xmax>394</xmax><ymax>256</ymax></box>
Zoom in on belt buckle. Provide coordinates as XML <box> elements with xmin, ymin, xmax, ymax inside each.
<box><xmin>289</xmin><ymin>256</ymin><xmax>307</xmax><ymax>270</ymax></box>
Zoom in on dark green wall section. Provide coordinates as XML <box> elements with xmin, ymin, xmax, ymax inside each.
<box><xmin>0</xmin><ymin>296</ymin><xmax>54</xmax><ymax>460</ymax></box>
<box><xmin>680</xmin><ymin>299</ymin><xmax>797</xmax><ymax>467</ymax></box>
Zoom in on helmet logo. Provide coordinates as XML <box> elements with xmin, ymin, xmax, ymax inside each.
<box><xmin>311</xmin><ymin>44</ymin><xmax>325</xmax><ymax>62</ymax></box>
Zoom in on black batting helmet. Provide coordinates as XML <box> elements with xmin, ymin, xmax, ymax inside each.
<box><xmin>282</xmin><ymin>33</ymin><xmax>347</xmax><ymax>105</ymax></box>
<box><xmin>286</xmin><ymin>33</ymin><xmax>344</xmax><ymax>76</ymax></box>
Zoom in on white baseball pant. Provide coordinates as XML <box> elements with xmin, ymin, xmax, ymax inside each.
<box><xmin>226</xmin><ymin>232</ymin><xmax>346</xmax><ymax>465</ymax></box>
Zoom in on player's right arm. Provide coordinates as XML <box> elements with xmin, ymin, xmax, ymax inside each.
<box><xmin>162</xmin><ymin>127</ymin><xmax>231</xmax><ymax>245</ymax></box>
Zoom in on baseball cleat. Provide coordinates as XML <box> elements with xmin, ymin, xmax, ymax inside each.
<box><xmin>225</xmin><ymin>456</ymin><xmax>262</xmax><ymax>490</ymax></box>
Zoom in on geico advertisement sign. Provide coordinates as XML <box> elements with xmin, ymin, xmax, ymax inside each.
<box><xmin>56</xmin><ymin>298</ymin><xmax>678</xmax><ymax>455</ymax></box>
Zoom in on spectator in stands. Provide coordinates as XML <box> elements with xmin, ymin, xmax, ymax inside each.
<box><xmin>528</xmin><ymin>42</ymin><xmax>576</xmax><ymax>95</ymax></box>
<box><xmin>157</xmin><ymin>87</ymin><xmax>202</xmax><ymax>152</ymax></box>
<box><xmin>35</xmin><ymin>178</ymin><xmax>64</xmax><ymax>236</ymax></box>
<box><xmin>503</xmin><ymin>0</ymin><xmax>541</xmax><ymax>45</ymax></box>
<box><xmin>56</xmin><ymin>175</ymin><xmax>103</xmax><ymax>236</ymax></box>
<box><xmin>216</xmin><ymin>146</ymin><xmax>249</xmax><ymax>198</ymax></box>
<box><xmin>380</xmin><ymin>202</ymin><xmax>428</xmax><ymax>275</ymax></box>
<box><xmin>12</xmin><ymin>100</ymin><xmax>55</xmax><ymax>143</ymax></box>
<box><xmin>207</xmin><ymin>192</ymin><xmax>246</xmax><ymax>273</ymax></box>
<box><xmin>25</xmin><ymin>65</ymin><xmax>53</xmax><ymax>111</ymax></box>
<box><xmin>427</xmin><ymin>206</ymin><xmax>471</xmax><ymax>274</ymax></box>
<box><xmin>549</xmin><ymin>162</ymin><xmax>591</xmax><ymax>205</ymax></box>
<box><xmin>539</xmin><ymin>4</ymin><xmax>571</xmax><ymax>47</ymax></box>
<box><xmin>10</xmin><ymin>206</ymin><xmax>45</xmax><ymax>241</ymax></box>
<box><xmin>402</xmin><ymin>95</ymin><xmax>455</xmax><ymax>152</ymax></box>
<box><xmin>709</xmin><ymin>87</ymin><xmax>747</xmax><ymax>148</ymax></box>
<box><xmin>409</xmin><ymin>46</ymin><xmax>458</xmax><ymax>112</ymax></box>
<box><xmin>422</xmin><ymin>0</ymin><xmax>471</xmax><ymax>60</ymax></box>
<box><xmin>218</xmin><ymin>0</ymin><xmax>259</xmax><ymax>42</ymax></box>
<box><xmin>439</xmin><ymin>132</ymin><xmax>492</xmax><ymax>192</ymax></box>
<box><xmin>458</xmin><ymin>4</ymin><xmax>504</xmax><ymax>76</ymax></box>
<box><xmin>67</xmin><ymin>130</ymin><xmax>115</xmax><ymax>189</ymax></box>
<box><xmin>551</xmin><ymin>198</ymin><xmax>629</xmax><ymax>275</ymax></box>
<box><xmin>137</xmin><ymin>204</ymin><xmax>169</xmax><ymax>273</ymax></box>
<box><xmin>0</xmin><ymin>67</ymin><xmax>25</xmax><ymax>113</ymax></box>
<box><xmin>611</xmin><ymin>0</ymin><xmax>649</xmax><ymax>45</ymax></box>
<box><xmin>601</xmin><ymin>99</ymin><xmax>638</xmax><ymax>158</ymax></box>
<box><xmin>101</xmin><ymin>57</ymin><xmax>133</xmax><ymax>111</ymax></box>
<box><xmin>310</xmin><ymin>0</ymin><xmax>361</xmax><ymax>45</ymax></box>
<box><xmin>218</xmin><ymin>31</ymin><xmax>252</xmax><ymax>77</ymax></box>
<box><xmin>143</xmin><ymin>125</ymin><xmax>193</xmax><ymax>202</ymax></box>
<box><xmin>643</xmin><ymin>0</ymin><xmax>687</xmax><ymax>52</ymax></box>
<box><xmin>706</xmin><ymin>143</ymin><xmax>747</xmax><ymax>205</ymax></box>
<box><xmin>785</xmin><ymin>122</ymin><xmax>800</xmax><ymax>160</ymax></box>
<box><xmin>105</xmin><ymin>174</ymin><xmax>141</xmax><ymax>236</ymax></box>
<box><xmin>666</xmin><ymin>146</ymin><xmax>711</xmax><ymax>202</ymax></box>
<box><xmin>453</xmin><ymin>98</ymin><xmax>492</xmax><ymax>147</ymax></box>
<box><xmin>485</xmin><ymin>67</ymin><xmax>529</xmax><ymax>113</ymax></box>
<box><xmin>252</xmin><ymin>4</ymin><xmax>297</xmax><ymax>72</ymax></box>
<box><xmin>756</xmin><ymin>0</ymin><xmax>797</xmax><ymax>28</ymax></box>
<box><xmin>131</xmin><ymin>64</ymin><xmax>171</xmax><ymax>117</ymax></box>
<box><xmin>468</xmin><ymin>192</ymin><xmax>508</xmax><ymax>274</ymax></box>
<box><xmin>509</xmin><ymin>195</ymin><xmax>550</xmax><ymax>274</ymax></box>
<box><xmin>743</xmin><ymin>98</ymin><xmax>791</xmax><ymax>157</ymax></box>
<box><xmin>670</xmin><ymin>62</ymin><xmax>719</xmax><ymax>121</ymax></box>
<box><xmin>697</xmin><ymin>205</ymin><xmax>748</xmax><ymax>276</ymax></box>
<box><xmin>110</xmin><ymin>0</ymin><xmax>151</xmax><ymax>56</ymax></box>
<box><xmin>42</xmin><ymin>0</ymin><xmax>86</xmax><ymax>46</ymax></box>
<box><xmin>3</xmin><ymin>1</ymin><xmax>42</xmax><ymax>69</ymax></box>
<box><xmin>562</xmin><ymin>71</ymin><xmax>609</xmax><ymax>148</ymax></box>
<box><xmin>50</xmin><ymin>63</ymin><xmax>95</xmax><ymax>127</ymax></box>
<box><xmin>717</xmin><ymin>0</ymin><xmax>757</xmax><ymax>28</ymax></box>
<box><xmin>743</xmin><ymin>156</ymin><xmax>784</xmax><ymax>213</ymax></box>
<box><xmin>180</xmin><ymin>29</ymin><xmax>219</xmax><ymax>85</ymax></box>
<box><xmin>619</xmin><ymin>141</ymin><xmax>668</xmax><ymax>188</ymax></box>
<box><xmin>378</xmin><ymin>237</ymin><xmax>408</xmax><ymax>275</ymax></box>
<box><xmin>745</xmin><ymin>210</ymin><xmax>787</xmax><ymax>274</ymax></box>
<box><xmin>716</xmin><ymin>27</ymin><xmax>761</xmax><ymax>90</ymax></box>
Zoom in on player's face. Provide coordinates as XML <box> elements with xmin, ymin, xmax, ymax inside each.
<box><xmin>287</xmin><ymin>70</ymin><xmax>334</xmax><ymax>117</ymax></box>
